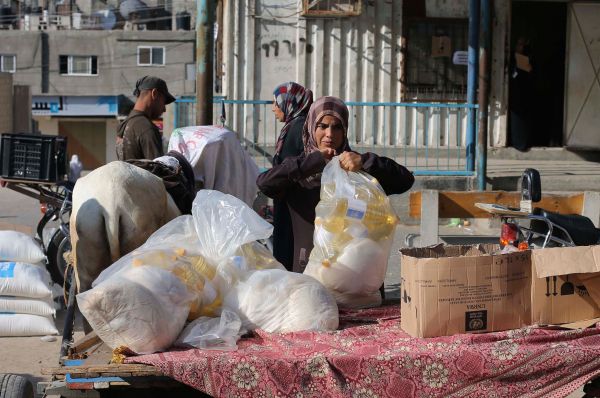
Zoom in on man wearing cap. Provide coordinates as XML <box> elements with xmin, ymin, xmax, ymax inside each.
<box><xmin>116</xmin><ymin>76</ymin><xmax>176</xmax><ymax>161</ymax></box>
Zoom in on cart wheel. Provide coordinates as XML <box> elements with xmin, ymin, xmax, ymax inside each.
<box><xmin>0</xmin><ymin>374</ymin><xmax>34</xmax><ymax>398</ymax></box>
<box><xmin>46</xmin><ymin>228</ymin><xmax>71</xmax><ymax>288</ymax></box>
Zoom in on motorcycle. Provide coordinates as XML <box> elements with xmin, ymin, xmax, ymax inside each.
<box><xmin>477</xmin><ymin>168</ymin><xmax>600</xmax><ymax>249</ymax></box>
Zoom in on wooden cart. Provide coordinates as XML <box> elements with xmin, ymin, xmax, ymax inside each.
<box><xmin>39</xmin><ymin>331</ymin><xmax>209</xmax><ymax>397</ymax></box>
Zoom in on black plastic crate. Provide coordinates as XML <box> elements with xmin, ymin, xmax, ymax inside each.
<box><xmin>0</xmin><ymin>133</ymin><xmax>68</xmax><ymax>182</ymax></box>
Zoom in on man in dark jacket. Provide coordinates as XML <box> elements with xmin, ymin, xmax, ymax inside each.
<box><xmin>116</xmin><ymin>76</ymin><xmax>176</xmax><ymax>161</ymax></box>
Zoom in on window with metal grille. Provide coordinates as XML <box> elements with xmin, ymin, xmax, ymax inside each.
<box><xmin>302</xmin><ymin>0</ymin><xmax>361</xmax><ymax>17</ymax></box>
<box><xmin>403</xmin><ymin>18</ymin><xmax>468</xmax><ymax>102</ymax></box>
<box><xmin>59</xmin><ymin>55</ymin><xmax>98</xmax><ymax>76</ymax></box>
<box><xmin>0</xmin><ymin>54</ymin><xmax>16</xmax><ymax>73</ymax></box>
<box><xmin>137</xmin><ymin>46</ymin><xmax>165</xmax><ymax>66</ymax></box>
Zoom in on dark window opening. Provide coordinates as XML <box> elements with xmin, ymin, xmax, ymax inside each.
<box><xmin>59</xmin><ymin>55</ymin><xmax>68</xmax><ymax>74</ymax></box>
<box><xmin>403</xmin><ymin>18</ymin><xmax>468</xmax><ymax>102</ymax></box>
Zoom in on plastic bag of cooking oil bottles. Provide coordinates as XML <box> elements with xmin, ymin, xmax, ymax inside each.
<box><xmin>303</xmin><ymin>157</ymin><xmax>398</xmax><ymax>308</ymax></box>
<box><xmin>79</xmin><ymin>190</ymin><xmax>338</xmax><ymax>353</ymax></box>
<box><xmin>81</xmin><ymin>189</ymin><xmax>284</xmax><ymax>354</ymax></box>
<box><xmin>79</xmin><ymin>215</ymin><xmax>216</xmax><ymax>353</ymax></box>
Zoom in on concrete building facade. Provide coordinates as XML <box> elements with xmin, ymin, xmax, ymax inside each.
<box><xmin>216</xmin><ymin>0</ymin><xmax>600</xmax><ymax>152</ymax></box>
<box><xmin>0</xmin><ymin>30</ymin><xmax>195</xmax><ymax>168</ymax></box>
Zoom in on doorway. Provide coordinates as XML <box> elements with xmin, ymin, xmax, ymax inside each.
<box><xmin>58</xmin><ymin>121</ymin><xmax>107</xmax><ymax>169</ymax></box>
<box><xmin>509</xmin><ymin>1</ymin><xmax>567</xmax><ymax>149</ymax></box>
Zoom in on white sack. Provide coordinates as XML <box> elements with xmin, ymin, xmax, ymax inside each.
<box><xmin>78</xmin><ymin>266</ymin><xmax>194</xmax><ymax>354</ymax></box>
<box><xmin>0</xmin><ymin>313</ymin><xmax>58</xmax><ymax>336</ymax></box>
<box><xmin>168</xmin><ymin>126</ymin><xmax>260</xmax><ymax>206</ymax></box>
<box><xmin>0</xmin><ymin>262</ymin><xmax>53</xmax><ymax>299</ymax></box>
<box><xmin>0</xmin><ymin>296</ymin><xmax>55</xmax><ymax>316</ymax></box>
<box><xmin>0</xmin><ymin>231</ymin><xmax>45</xmax><ymax>263</ymax></box>
<box><xmin>224</xmin><ymin>269</ymin><xmax>339</xmax><ymax>333</ymax></box>
<box><xmin>312</xmin><ymin>238</ymin><xmax>390</xmax><ymax>295</ymax></box>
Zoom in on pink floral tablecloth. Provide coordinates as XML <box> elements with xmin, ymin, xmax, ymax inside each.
<box><xmin>128</xmin><ymin>306</ymin><xmax>600</xmax><ymax>397</ymax></box>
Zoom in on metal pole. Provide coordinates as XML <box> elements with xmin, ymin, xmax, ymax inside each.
<box><xmin>41</xmin><ymin>31</ymin><xmax>49</xmax><ymax>93</ymax></box>
<box><xmin>477</xmin><ymin>0</ymin><xmax>492</xmax><ymax>190</ymax></box>
<box><xmin>195</xmin><ymin>0</ymin><xmax>215</xmax><ymax>125</ymax></box>
<box><xmin>466</xmin><ymin>0</ymin><xmax>480</xmax><ymax>172</ymax></box>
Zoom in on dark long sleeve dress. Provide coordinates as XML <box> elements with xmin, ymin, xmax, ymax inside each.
<box><xmin>271</xmin><ymin>116</ymin><xmax>306</xmax><ymax>271</ymax></box>
<box><xmin>257</xmin><ymin>151</ymin><xmax>415</xmax><ymax>273</ymax></box>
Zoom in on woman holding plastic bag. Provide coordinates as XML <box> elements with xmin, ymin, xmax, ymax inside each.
<box><xmin>256</xmin><ymin>96</ymin><xmax>414</xmax><ymax>275</ymax></box>
<box><xmin>271</xmin><ymin>82</ymin><xmax>313</xmax><ymax>271</ymax></box>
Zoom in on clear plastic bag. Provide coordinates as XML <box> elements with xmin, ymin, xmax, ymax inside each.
<box><xmin>304</xmin><ymin>157</ymin><xmax>397</xmax><ymax>308</ymax></box>
<box><xmin>92</xmin><ymin>215</ymin><xmax>217</xmax><ymax>320</ymax></box>
<box><xmin>78</xmin><ymin>266</ymin><xmax>194</xmax><ymax>353</ymax></box>
<box><xmin>190</xmin><ymin>190</ymin><xmax>285</xmax><ymax>316</ymax></box>
<box><xmin>224</xmin><ymin>268</ymin><xmax>339</xmax><ymax>333</ymax></box>
<box><xmin>191</xmin><ymin>190</ymin><xmax>274</xmax><ymax>262</ymax></box>
<box><xmin>174</xmin><ymin>308</ymin><xmax>243</xmax><ymax>350</ymax></box>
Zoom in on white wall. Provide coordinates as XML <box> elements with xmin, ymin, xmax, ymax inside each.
<box><xmin>221</xmin><ymin>0</ymin><xmax>488</xmax><ymax>150</ymax></box>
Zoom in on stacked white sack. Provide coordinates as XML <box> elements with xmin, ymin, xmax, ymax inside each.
<box><xmin>0</xmin><ymin>231</ymin><xmax>58</xmax><ymax>336</ymax></box>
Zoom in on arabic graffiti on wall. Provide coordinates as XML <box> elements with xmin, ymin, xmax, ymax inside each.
<box><xmin>260</xmin><ymin>38</ymin><xmax>314</xmax><ymax>58</ymax></box>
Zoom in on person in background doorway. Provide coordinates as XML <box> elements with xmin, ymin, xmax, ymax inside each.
<box><xmin>116</xmin><ymin>76</ymin><xmax>176</xmax><ymax>160</ymax></box>
<box><xmin>509</xmin><ymin>36</ymin><xmax>534</xmax><ymax>152</ymax></box>
<box><xmin>257</xmin><ymin>96</ymin><xmax>414</xmax><ymax>273</ymax></box>
<box><xmin>270</xmin><ymin>82</ymin><xmax>313</xmax><ymax>271</ymax></box>
<box><xmin>69</xmin><ymin>154</ymin><xmax>83</xmax><ymax>183</ymax></box>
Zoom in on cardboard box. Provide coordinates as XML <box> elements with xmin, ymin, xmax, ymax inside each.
<box><xmin>531</xmin><ymin>245</ymin><xmax>600</xmax><ymax>325</ymax></box>
<box><xmin>431</xmin><ymin>35</ymin><xmax>452</xmax><ymax>58</ymax></box>
<box><xmin>400</xmin><ymin>244</ymin><xmax>531</xmax><ymax>338</ymax></box>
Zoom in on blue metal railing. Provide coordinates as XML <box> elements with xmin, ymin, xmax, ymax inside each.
<box><xmin>172</xmin><ymin>98</ymin><xmax>478</xmax><ymax>176</ymax></box>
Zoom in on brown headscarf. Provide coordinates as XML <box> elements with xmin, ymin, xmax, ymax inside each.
<box><xmin>302</xmin><ymin>96</ymin><xmax>352</xmax><ymax>155</ymax></box>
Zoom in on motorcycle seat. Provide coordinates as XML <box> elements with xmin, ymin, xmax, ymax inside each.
<box><xmin>531</xmin><ymin>208</ymin><xmax>600</xmax><ymax>246</ymax></box>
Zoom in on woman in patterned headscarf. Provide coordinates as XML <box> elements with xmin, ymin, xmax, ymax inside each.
<box><xmin>257</xmin><ymin>96</ymin><xmax>414</xmax><ymax>273</ymax></box>
<box><xmin>272</xmin><ymin>82</ymin><xmax>313</xmax><ymax>163</ymax></box>
<box><xmin>270</xmin><ymin>82</ymin><xmax>313</xmax><ymax>270</ymax></box>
